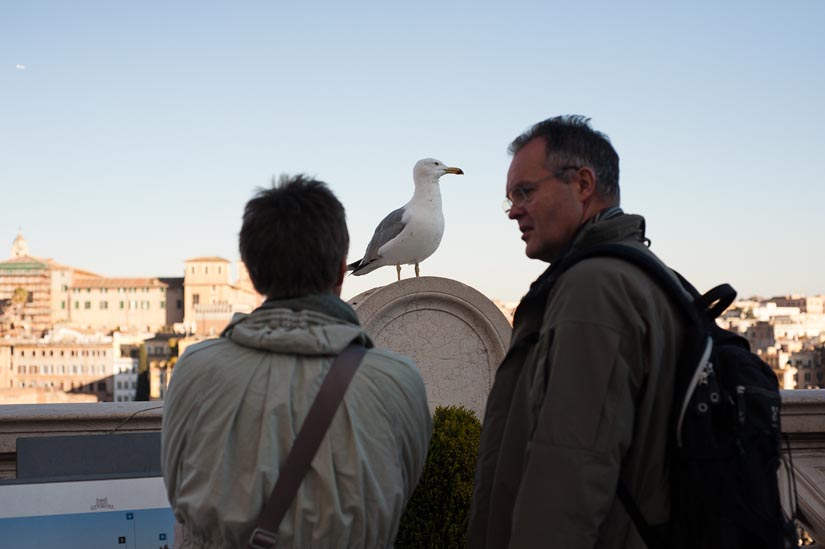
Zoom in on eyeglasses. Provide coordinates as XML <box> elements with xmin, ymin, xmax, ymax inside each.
<box><xmin>502</xmin><ymin>166</ymin><xmax>580</xmax><ymax>214</ymax></box>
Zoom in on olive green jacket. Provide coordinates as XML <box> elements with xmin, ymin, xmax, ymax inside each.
<box><xmin>468</xmin><ymin>214</ymin><xmax>688</xmax><ymax>548</ymax></box>
<box><xmin>162</xmin><ymin>294</ymin><xmax>432</xmax><ymax>548</ymax></box>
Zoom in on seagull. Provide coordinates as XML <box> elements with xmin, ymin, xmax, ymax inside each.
<box><xmin>348</xmin><ymin>158</ymin><xmax>463</xmax><ymax>281</ymax></box>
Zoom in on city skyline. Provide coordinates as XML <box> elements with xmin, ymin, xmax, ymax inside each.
<box><xmin>4</xmin><ymin>228</ymin><xmax>823</xmax><ymax>304</ymax></box>
<box><xmin>2</xmin><ymin>2</ymin><xmax>824</xmax><ymax>302</ymax></box>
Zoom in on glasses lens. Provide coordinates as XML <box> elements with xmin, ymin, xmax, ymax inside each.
<box><xmin>502</xmin><ymin>199</ymin><xmax>512</xmax><ymax>213</ymax></box>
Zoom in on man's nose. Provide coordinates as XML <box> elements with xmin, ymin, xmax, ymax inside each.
<box><xmin>507</xmin><ymin>203</ymin><xmax>524</xmax><ymax>220</ymax></box>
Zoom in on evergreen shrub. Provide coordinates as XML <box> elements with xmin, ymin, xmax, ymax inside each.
<box><xmin>395</xmin><ymin>405</ymin><xmax>482</xmax><ymax>549</ymax></box>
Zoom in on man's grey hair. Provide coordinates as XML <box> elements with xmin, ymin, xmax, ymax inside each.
<box><xmin>509</xmin><ymin>115</ymin><xmax>620</xmax><ymax>204</ymax></box>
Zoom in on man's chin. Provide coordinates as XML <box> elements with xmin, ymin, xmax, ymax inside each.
<box><xmin>524</xmin><ymin>244</ymin><xmax>554</xmax><ymax>262</ymax></box>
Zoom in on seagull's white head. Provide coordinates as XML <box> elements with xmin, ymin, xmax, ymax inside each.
<box><xmin>413</xmin><ymin>158</ymin><xmax>464</xmax><ymax>184</ymax></box>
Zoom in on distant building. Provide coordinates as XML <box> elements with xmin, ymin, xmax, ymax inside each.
<box><xmin>183</xmin><ymin>257</ymin><xmax>261</xmax><ymax>335</ymax></box>
<box><xmin>144</xmin><ymin>334</ymin><xmax>179</xmax><ymax>400</ymax></box>
<box><xmin>728</xmin><ymin>295</ymin><xmax>825</xmax><ymax>390</ymax></box>
<box><xmin>0</xmin><ymin>387</ymin><xmax>98</xmax><ymax>404</ymax></box>
<box><xmin>0</xmin><ymin>344</ymin><xmax>12</xmax><ymax>390</ymax></box>
<box><xmin>790</xmin><ymin>346</ymin><xmax>825</xmax><ymax>389</ymax></box>
<box><xmin>0</xmin><ymin>335</ymin><xmax>115</xmax><ymax>401</ymax></box>
<box><xmin>0</xmin><ymin>231</ymin><xmax>94</xmax><ymax>335</ymax></box>
<box><xmin>11</xmin><ymin>230</ymin><xmax>29</xmax><ymax>259</ymax></box>
<box><xmin>68</xmin><ymin>277</ymin><xmax>181</xmax><ymax>333</ymax></box>
<box><xmin>760</xmin><ymin>346</ymin><xmax>797</xmax><ymax>390</ymax></box>
<box><xmin>752</xmin><ymin>302</ymin><xmax>801</xmax><ymax>322</ymax></box>
<box><xmin>745</xmin><ymin>320</ymin><xmax>776</xmax><ymax>354</ymax></box>
<box><xmin>0</xmin><ymin>232</ymin><xmax>265</xmax><ymax>404</ymax></box>
<box><xmin>771</xmin><ymin>295</ymin><xmax>825</xmax><ymax>315</ymax></box>
<box><xmin>113</xmin><ymin>356</ymin><xmax>138</xmax><ymax>402</ymax></box>
<box><xmin>492</xmin><ymin>300</ymin><xmax>518</xmax><ymax>325</ymax></box>
<box><xmin>159</xmin><ymin>277</ymin><xmax>185</xmax><ymax>328</ymax></box>
<box><xmin>1</xmin><ymin>232</ymin><xmax>188</xmax><ymax>336</ymax></box>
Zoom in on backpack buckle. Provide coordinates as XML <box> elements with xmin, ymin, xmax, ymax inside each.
<box><xmin>248</xmin><ymin>527</ymin><xmax>278</xmax><ymax>549</ymax></box>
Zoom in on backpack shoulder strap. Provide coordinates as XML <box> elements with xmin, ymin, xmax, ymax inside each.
<box><xmin>556</xmin><ymin>243</ymin><xmax>700</xmax><ymax>549</ymax></box>
<box><xmin>248</xmin><ymin>343</ymin><xmax>368</xmax><ymax>549</ymax></box>
<box><xmin>562</xmin><ymin>244</ymin><xmax>738</xmax><ymax>324</ymax></box>
<box><xmin>560</xmin><ymin>243</ymin><xmax>698</xmax><ymax>321</ymax></box>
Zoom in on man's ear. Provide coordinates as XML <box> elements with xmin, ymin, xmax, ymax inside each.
<box><xmin>575</xmin><ymin>166</ymin><xmax>598</xmax><ymax>200</ymax></box>
<box><xmin>333</xmin><ymin>258</ymin><xmax>347</xmax><ymax>297</ymax></box>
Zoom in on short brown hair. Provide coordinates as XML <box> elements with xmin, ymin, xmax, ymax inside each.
<box><xmin>239</xmin><ymin>175</ymin><xmax>349</xmax><ymax>299</ymax></box>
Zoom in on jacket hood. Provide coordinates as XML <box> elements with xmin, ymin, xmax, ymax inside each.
<box><xmin>220</xmin><ymin>293</ymin><xmax>371</xmax><ymax>356</ymax></box>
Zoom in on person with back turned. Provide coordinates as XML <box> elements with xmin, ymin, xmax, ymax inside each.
<box><xmin>162</xmin><ymin>175</ymin><xmax>432</xmax><ymax>548</ymax></box>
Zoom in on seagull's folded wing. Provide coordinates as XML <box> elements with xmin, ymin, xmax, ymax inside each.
<box><xmin>362</xmin><ymin>206</ymin><xmax>407</xmax><ymax>263</ymax></box>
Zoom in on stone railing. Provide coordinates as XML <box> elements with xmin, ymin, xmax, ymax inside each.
<box><xmin>0</xmin><ymin>401</ymin><xmax>163</xmax><ymax>480</ymax></box>
<box><xmin>0</xmin><ymin>392</ymin><xmax>823</xmax><ymax>545</ymax></box>
<box><xmin>781</xmin><ymin>389</ymin><xmax>825</xmax><ymax>546</ymax></box>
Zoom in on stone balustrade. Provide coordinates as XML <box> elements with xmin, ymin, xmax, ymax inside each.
<box><xmin>0</xmin><ymin>391</ymin><xmax>823</xmax><ymax>545</ymax></box>
<box><xmin>780</xmin><ymin>389</ymin><xmax>825</xmax><ymax>546</ymax></box>
<box><xmin>0</xmin><ymin>401</ymin><xmax>163</xmax><ymax>480</ymax></box>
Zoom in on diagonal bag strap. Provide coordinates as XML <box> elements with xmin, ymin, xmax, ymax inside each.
<box><xmin>248</xmin><ymin>343</ymin><xmax>368</xmax><ymax>549</ymax></box>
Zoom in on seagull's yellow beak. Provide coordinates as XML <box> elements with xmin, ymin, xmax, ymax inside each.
<box><xmin>444</xmin><ymin>167</ymin><xmax>464</xmax><ymax>175</ymax></box>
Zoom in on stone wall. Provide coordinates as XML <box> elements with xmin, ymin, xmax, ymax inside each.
<box><xmin>349</xmin><ymin>276</ymin><xmax>511</xmax><ymax>419</ymax></box>
<box><xmin>0</xmin><ymin>402</ymin><xmax>162</xmax><ymax>480</ymax></box>
<box><xmin>0</xmin><ymin>389</ymin><xmax>824</xmax><ymax>545</ymax></box>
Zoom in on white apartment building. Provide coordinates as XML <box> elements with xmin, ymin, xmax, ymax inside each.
<box><xmin>772</xmin><ymin>314</ymin><xmax>825</xmax><ymax>341</ymax></box>
<box><xmin>113</xmin><ymin>356</ymin><xmax>138</xmax><ymax>402</ymax></box>
<box><xmin>752</xmin><ymin>303</ymin><xmax>801</xmax><ymax>322</ymax></box>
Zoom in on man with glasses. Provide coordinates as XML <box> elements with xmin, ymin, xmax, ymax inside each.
<box><xmin>468</xmin><ymin>116</ymin><xmax>688</xmax><ymax>547</ymax></box>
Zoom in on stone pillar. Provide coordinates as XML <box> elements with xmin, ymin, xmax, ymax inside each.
<box><xmin>348</xmin><ymin>276</ymin><xmax>511</xmax><ymax>420</ymax></box>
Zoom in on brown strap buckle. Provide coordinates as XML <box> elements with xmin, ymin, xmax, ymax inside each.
<box><xmin>248</xmin><ymin>527</ymin><xmax>278</xmax><ymax>549</ymax></box>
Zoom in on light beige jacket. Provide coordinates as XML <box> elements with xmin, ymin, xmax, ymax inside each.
<box><xmin>161</xmin><ymin>295</ymin><xmax>432</xmax><ymax>548</ymax></box>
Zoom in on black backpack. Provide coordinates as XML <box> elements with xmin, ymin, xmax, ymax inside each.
<box><xmin>556</xmin><ymin>243</ymin><xmax>798</xmax><ymax>549</ymax></box>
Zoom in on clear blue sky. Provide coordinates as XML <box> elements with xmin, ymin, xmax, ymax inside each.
<box><xmin>2</xmin><ymin>2</ymin><xmax>823</xmax><ymax>302</ymax></box>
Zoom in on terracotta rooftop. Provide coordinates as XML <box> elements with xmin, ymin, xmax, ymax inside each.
<box><xmin>71</xmin><ymin>268</ymin><xmax>103</xmax><ymax>278</ymax></box>
<box><xmin>72</xmin><ymin>277</ymin><xmax>167</xmax><ymax>289</ymax></box>
<box><xmin>186</xmin><ymin>256</ymin><xmax>230</xmax><ymax>263</ymax></box>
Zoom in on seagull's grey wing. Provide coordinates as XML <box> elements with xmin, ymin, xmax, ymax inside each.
<box><xmin>362</xmin><ymin>206</ymin><xmax>407</xmax><ymax>263</ymax></box>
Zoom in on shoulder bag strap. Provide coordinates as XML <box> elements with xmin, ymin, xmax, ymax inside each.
<box><xmin>248</xmin><ymin>343</ymin><xmax>368</xmax><ymax>549</ymax></box>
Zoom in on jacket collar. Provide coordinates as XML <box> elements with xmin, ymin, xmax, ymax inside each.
<box><xmin>221</xmin><ymin>293</ymin><xmax>361</xmax><ymax>338</ymax></box>
<box><xmin>522</xmin><ymin>211</ymin><xmax>646</xmax><ymax>302</ymax></box>
<box><xmin>508</xmin><ymin>212</ymin><xmax>644</xmax><ymax>340</ymax></box>
<box><xmin>257</xmin><ymin>293</ymin><xmax>361</xmax><ymax>325</ymax></box>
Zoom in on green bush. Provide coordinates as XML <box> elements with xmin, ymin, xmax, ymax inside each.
<box><xmin>395</xmin><ymin>405</ymin><xmax>482</xmax><ymax>549</ymax></box>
